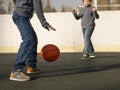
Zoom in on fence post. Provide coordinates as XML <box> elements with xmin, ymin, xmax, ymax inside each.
<box><xmin>94</xmin><ymin>0</ymin><xmax>97</xmax><ymax>9</ymax></box>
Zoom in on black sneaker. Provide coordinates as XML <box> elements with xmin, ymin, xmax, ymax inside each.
<box><xmin>81</xmin><ymin>55</ymin><xmax>89</xmax><ymax>60</ymax></box>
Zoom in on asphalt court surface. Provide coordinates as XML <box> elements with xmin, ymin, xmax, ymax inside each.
<box><xmin>0</xmin><ymin>52</ymin><xmax>120</xmax><ymax>90</ymax></box>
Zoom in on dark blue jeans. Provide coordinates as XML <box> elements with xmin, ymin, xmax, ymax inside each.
<box><xmin>82</xmin><ymin>25</ymin><xmax>95</xmax><ymax>55</ymax></box>
<box><xmin>12</xmin><ymin>11</ymin><xmax>38</xmax><ymax>71</ymax></box>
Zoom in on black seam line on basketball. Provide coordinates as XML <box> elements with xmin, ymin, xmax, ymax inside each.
<box><xmin>42</xmin><ymin>52</ymin><xmax>58</xmax><ymax>55</ymax></box>
<box><xmin>42</xmin><ymin>49</ymin><xmax>60</xmax><ymax>55</ymax></box>
<box><xmin>43</xmin><ymin>55</ymin><xmax>59</xmax><ymax>59</ymax></box>
<box><xmin>43</xmin><ymin>54</ymin><xmax>60</xmax><ymax>59</ymax></box>
<box><xmin>43</xmin><ymin>54</ymin><xmax>59</xmax><ymax>57</ymax></box>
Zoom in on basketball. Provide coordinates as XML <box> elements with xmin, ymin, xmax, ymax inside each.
<box><xmin>40</xmin><ymin>44</ymin><xmax>60</xmax><ymax>62</ymax></box>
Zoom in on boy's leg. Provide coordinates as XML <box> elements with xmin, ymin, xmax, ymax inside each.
<box><xmin>87</xmin><ymin>26</ymin><xmax>95</xmax><ymax>55</ymax></box>
<box><xmin>25</xmin><ymin>26</ymin><xmax>38</xmax><ymax>68</ymax></box>
<box><xmin>82</xmin><ymin>26</ymin><xmax>95</xmax><ymax>56</ymax></box>
<box><xmin>82</xmin><ymin>28</ymin><xmax>86</xmax><ymax>55</ymax></box>
<box><xmin>81</xmin><ymin>28</ymin><xmax>89</xmax><ymax>59</ymax></box>
<box><xmin>12</xmin><ymin>11</ymin><xmax>38</xmax><ymax>71</ymax></box>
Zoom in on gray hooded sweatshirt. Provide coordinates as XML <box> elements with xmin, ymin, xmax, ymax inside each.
<box><xmin>73</xmin><ymin>5</ymin><xmax>99</xmax><ymax>29</ymax></box>
<box><xmin>13</xmin><ymin>0</ymin><xmax>50</xmax><ymax>29</ymax></box>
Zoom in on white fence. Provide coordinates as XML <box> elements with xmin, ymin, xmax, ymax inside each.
<box><xmin>0</xmin><ymin>11</ymin><xmax>120</xmax><ymax>53</ymax></box>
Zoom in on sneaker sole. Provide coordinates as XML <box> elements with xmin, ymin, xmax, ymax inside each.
<box><xmin>27</xmin><ymin>71</ymin><xmax>36</xmax><ymax>74</ymax></box>
<box><xmin>89</xmin><ymin>56</ymin><xmax>95</xmax><ymax>59</ymax></box>
<box><xmin>9</xmin><ymin>78</ymin><xmax>30</xmax><ymax>81</ymax></box>
<box><xmin>27</xmin><ymin>71</ymin><xmax>42</xmax><ymax>74</ymax></box>
<box><xmin>27</xmin><ymin>70</ymin><xmax>42</xmax><ymax>74</ymax></box>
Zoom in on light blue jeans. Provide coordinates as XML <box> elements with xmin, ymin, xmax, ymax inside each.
<box><xmin>12</xmin><ymin>11</ymin><xmax>38</xmax><ymax>71</ymax></box>
<box><xmin>82</xmin><ymin>25</ymin><xmax>95</xmax><ymax>55</ymax></box>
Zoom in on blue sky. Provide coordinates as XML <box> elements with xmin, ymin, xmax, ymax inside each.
<box><xmin>50</xmin><ymin>0</ymin><xmax>82</xmax><ymax>11</ymax></box>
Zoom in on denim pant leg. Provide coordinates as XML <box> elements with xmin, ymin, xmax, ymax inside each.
<box><xmin>82</xmin><ymin>26</ymin><xmax>95</xmax><ymax>55</ymax></box>
<box><xmin>12</xmin><ymin>12</ymin><xmax>38</xmax><ymax>71</ymax></box>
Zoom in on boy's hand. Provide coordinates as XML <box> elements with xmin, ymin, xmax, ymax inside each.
<box><xmin>72</xmin><ymin>9</ymin><xmax>77</xmax><ymax>14</ymax></box>
<box><xmin>48</xmin><ymin>26</ymin><xmax>56</xmax><ymax>31</ymax></box>
<box><xmin>92</xmin><ymin>6</ymin><xmax>97</xmax><ymax>11</ymax></box>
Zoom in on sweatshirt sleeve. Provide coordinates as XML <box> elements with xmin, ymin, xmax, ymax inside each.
<box><xmin>73</xmin><ymin>13</ymin><xmax>80</xmax><ymax>20</ymax></box>
<box><xmin>33</xmin><ymin>0</ymin><xmax>51</xmax><ymax>29</ymax></box>
<box><xmin>93</xmin><ymin>10</ymin><xmax>99</xmax><ymax>19</ymax></box>
<box><xmin>73</xmin><ymin>8</ymin><xmax>83</xmax><ymax>20</ymax></box>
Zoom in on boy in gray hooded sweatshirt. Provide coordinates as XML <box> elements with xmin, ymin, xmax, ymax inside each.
<box><xmin>72</xmin><ymin>0</ymin><xmax>99</xmax><ymax>59</ymax></box>
<box><xmin>10</xmin><ymin>0</ymin><xmax>56</xmax><ymax>81</ymax></box>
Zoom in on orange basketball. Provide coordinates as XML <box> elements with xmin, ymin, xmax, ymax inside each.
<box><xmin>40</xmin><ymin>44</ymin><xmax>60</xmax><ymax>62</ymax></box>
